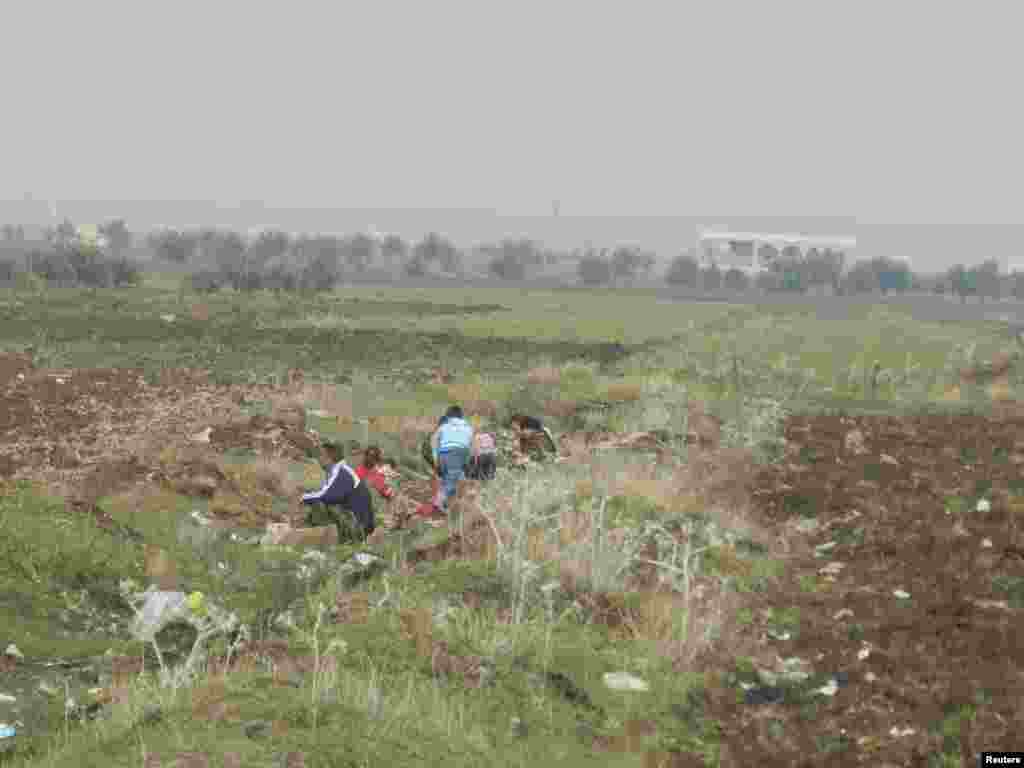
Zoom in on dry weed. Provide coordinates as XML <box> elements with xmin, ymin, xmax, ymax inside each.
<box><xmin>527</xmin><ymin>365</ymin><xmax>562</xmax><ymax>386</ymax></box>
<box><xmin>334</xmin><ymin>592</ymin><xmax>369</xmax><ymax>624</ymax></box>
<box><xmin>988</xmin><ymin>374</ymin><xmax>1014</xmax><ymax>401</ymax></box>
<box><xmin>270</xmin><ymin>400</ymin><xmax>306</xmax><ymax>430</ymax></box>
<box><xmin>558</xmin><ymin>557</ymin><xmax>594</xmax><ymax>593</ymax></box>
<box><xmin>960</xmin><ymin>350</ymin><xmax>1018</xmax><ymax>383</ymax></box>
<box><xmin>430</xmin><ymin>368</ymin><xmax>454</xmax><ymax>385</ymax></box>
<box><xmin>631</xmin><ymin>589</ymin><xmax>681</xmax><ymax>642</ymax></box>
<box><xmin>462</xmin><ymin>398</ymin><xmax>499</xmax><ymax>419</ymax></box>
<box><xmin>559</xmin><ymin>504</ymin><xmax>591</xmax><ymax>549</ymax></box>
<box><xmin>605</xmin><ymin>381</ymin><xmax>643</xmax><ymax>403</ymax></box>
<box><xmin>190</xmin><ymin>679</ymin><xmax>241</xmax><ymax>722</ymax></box>
<box><xmin>543</xmin><ymin>398</ymin><xmax>579</xmax><ymax>419</ymax></box>
<box><xmin>447</xmin><ymin>381</ymin><xmax>486</xmax><ymax>404</ymax></box>
<box><xmin>526</xmin><ymin>526</ymin><xmax>557</xmax><ymax>561</ymax></box>
<box><xmin>677</xmin><ymin>579</ymin><xmax>754</xmax><ymax>672</ymax></box>
<box><xmin>398</xmin><ymin>424</ymin><xmax>422</xmax><ymax>453</ymax></box>
<box><xmin>208</xmin><ymin>490</ymin><xmax>248</xmax><ymax>520</ymax></box>
<box><xmin>399</xmin><ymin>608</ymin><xmax>434</xmax><ymax>659</ymax></box>
<box><xmin>248</xmin><ymin>456</ymin><xmax>296</xmax><ymax>496</ymax></box>
<box><xmin>401</xmin><ymin>415</ymin><xmax>441</xmax><ymax>434</ymax></box>
<box><xmin>296</xmin><ymin>381</ymin><xmax>353</xmax><ymax>419</ymax></box>
<box><xmin>107</xmin><ymin>486</ymin><xmax>186</xmax><ymax>521</ymax></box>
<box><xmin>144</xmin><ymin>543</ymin><xmax>178</xmax><ymax>590</ymax></box>
<box><xmin>285</xmin><ymin>367</ymin><xmax>305</xmax><ymax>393</ymax></box>
<box><xmin>189</xmin><ymin>303</ymin><xmax>210</xmax><ymax>322</ymax></box>
<box><xmin>278</xmin><ymin>526</ymin><xmax>338</xmax><ymax>547</ymax></box>
<box><xmin>368</xmin><ymin>414</ymin><xmax>404</xmax><ymax>434</ymax></box>
<box><xmin>601</xmin><ymin>718</ymin><xmax>659</xmax><ymax>754</ymax></box>
<box><xmin>686</xmin><ymin>402</ymin><xmax>722</xmax><ymax>449</ymax></box>
<box><xmin>110</xmin><ymin>655</ymin><xmax>145</xmax><ymax>689</ymax></box>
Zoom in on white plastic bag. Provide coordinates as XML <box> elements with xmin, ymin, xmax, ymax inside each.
<box><xmin>130</xmin><ymin>588</ymin><xmax>189</xmax><ymax>642</ymax></box>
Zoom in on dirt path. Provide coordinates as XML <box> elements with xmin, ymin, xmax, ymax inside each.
<box><xmin>700</xmin><ymin>411</ymin><xmax>1024</xmax><ymax>767</ymax></box>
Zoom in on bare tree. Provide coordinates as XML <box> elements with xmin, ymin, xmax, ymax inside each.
<box><xmin>970</xmin><ymin>259</ymin><xmax>1001</xmax><ymax>303</ymax></box>
<box><xmin>99</xmin><ymin>219</ymin><xmax>132</xmax><ymax>259</ymax></box>
<box><xmin>342</xmin><ymin>233</ymin><xmax>377</xmax><ymax>273</ymax></box>
<box><xmin>413</xmin><ymin>232</ymin><xmax>462</xmax><ymax>274</ymax></box>
<box><xmin>147</xmin><ymin>228</ymin><xmax>195</xmax><ymax>264</ymax></box>
<box><xmin>610</xmin><ymin>246</ymin><xmax>655</xmax><ymax>285</ymax></box>
<box><xmin>380</xmin><ymin>234</ymin><xmax>408</xmax><ymax>269</ymax></box>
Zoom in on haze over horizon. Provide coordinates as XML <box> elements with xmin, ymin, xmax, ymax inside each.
<box><xmin>3</xmin><ymin>1</ymin><xmax>1021</xmax><ymax>271</ymax></box>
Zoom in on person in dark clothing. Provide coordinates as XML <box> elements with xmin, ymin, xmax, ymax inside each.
<box><xmin>509</xmin><ymin>413</ymin><xmax>558</xmax><ymax>454</ymax></box>
<box><xmin>300</xmin><ymin>441</ymin><xmax>375</xmax><ymax>543</ymax></box>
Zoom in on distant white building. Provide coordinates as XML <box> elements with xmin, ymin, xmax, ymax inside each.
<box><xmin>696</xmin><ymin>228</ymin><xmax>857</xmax><ymax>276</ymax></box>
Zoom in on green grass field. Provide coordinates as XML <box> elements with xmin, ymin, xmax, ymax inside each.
<box><xmin>0</xmin><ymin>273</ymin><xmax>1020</xmax><ymax>766</ymax></box>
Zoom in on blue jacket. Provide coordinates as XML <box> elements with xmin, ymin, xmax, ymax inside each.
<box><xmin>432</xmin><ymin>417</ymin><xmax>474</xmax><ymax>463</ymax></box>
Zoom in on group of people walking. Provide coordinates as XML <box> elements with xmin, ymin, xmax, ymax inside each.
<box><xmin>298</xmin><ymin>406</ymin><xmax>556</xmax><ymax>544</ymax></box>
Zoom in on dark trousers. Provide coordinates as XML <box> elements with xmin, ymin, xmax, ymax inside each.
<box><xmin>466</xmin><ymin>454</ymin><xmax>496</xmax><ymax>481</ymax></box>
<box><xmin>305</xmin><ymin>485</ymin><xmax>375</xmax><ymax>542</ymax></box>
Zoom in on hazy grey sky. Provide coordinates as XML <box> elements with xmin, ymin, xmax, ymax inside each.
<box><xmin>2</xmin><ymin>2</ymin><xmax>1021</xmax><ymax>265</ymax></box>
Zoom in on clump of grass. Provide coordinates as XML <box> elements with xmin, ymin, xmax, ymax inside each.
<box><xmin>559</xmin><ymin>361</ymin><xmax>600</xmax><ymax>400</ymax></box>
<box><xmin>214</xmin><ymin>462</ymin><xmax>275</xmax><ymax>522</ymax></box>
<box><xmin>1</xmin><ymin>480</ymin><xmax>141</xmax><ymax>592</ymax></box>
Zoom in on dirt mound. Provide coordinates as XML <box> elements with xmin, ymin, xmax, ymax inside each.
<box><xmin>0</xmin><ymin>361</ymin><xmax>155</xmax><ymax>483</ymax></box>
<box><xmin>0</xmin><ymin>356</ymin><xmax>284</xmax><ymax>500</ymax></box>
<box><xmin>0</xmin><ymin>351</ymin><xmax>34</xmax><ymax>387</ymax></box>
<box><xmin>697</xmin><ymin>410</ymin><xmax>1024</xmax><ymax>766</ymax></box>
<box><xmin>157</xmin><ymin>450</ymin><xmax>229</xmax><ymax>498</ymax></box>
<box><xmin>207</xmin><ymin>414</ymin><xmax>317</xmax><ymax>461</ymax></box>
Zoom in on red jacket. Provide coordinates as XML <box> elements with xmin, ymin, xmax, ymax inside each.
<box><xmin>355</xmin><ymin>465</ymin><xmax>395</xmax><ymax>500</ymax></box>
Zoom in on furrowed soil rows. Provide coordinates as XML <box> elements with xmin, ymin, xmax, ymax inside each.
<box><xmin>702</xmin><ymin>411</ymin><xmax>1024</xmax><ymax>767</ymax></box>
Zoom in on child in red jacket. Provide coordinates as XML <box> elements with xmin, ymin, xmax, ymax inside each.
<box><xmin>356</xmin><ymin>446</ymin><xmax>403</xmax><ymax>529</ymax></box>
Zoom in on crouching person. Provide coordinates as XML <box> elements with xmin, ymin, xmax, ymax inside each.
<box><xmin>301</xmin><ymin>441</ymin><xmax>374</xmax><ymax>543</ymax></box>
<box><xmin>357</xmin><ymin>446</ymin><xmax>405</xmax><ymax>530</ymax></box>
<box><xmin>510</xmin><ymin>413</ymin><xmax>558</xmax><ymax>455</ymax></box>
<box><xmin>467</xmin><ymin>430</ymin><xmax>497</xmax><ymax>481</ymax></box>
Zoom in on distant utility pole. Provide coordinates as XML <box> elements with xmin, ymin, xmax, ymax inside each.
<box><xmin>552</xmin><ymin>200</ymin><xmax>560</xmax><ymax>218</ymax></box>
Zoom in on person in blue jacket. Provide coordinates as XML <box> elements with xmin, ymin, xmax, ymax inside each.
<box><xmin>300</xmin><ymin>440</ymin><xmax>375</xmax><ymax>542</ymax></box>
<box><xmin>429</xmin><ymin>405</ymin><xmax>474</xmax><ymax>515</ymax></box>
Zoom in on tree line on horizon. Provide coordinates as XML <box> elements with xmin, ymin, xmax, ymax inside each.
<box><xmin>1</xmin><ymin>218</ymin><xmax>1022</xmax><ymax>302</ymax></box>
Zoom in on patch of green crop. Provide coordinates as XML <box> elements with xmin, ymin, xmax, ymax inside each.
<box><xmin>0</xmin><ymin>480</ymin><xmax>143</xmax><ymax>659</ymax></box>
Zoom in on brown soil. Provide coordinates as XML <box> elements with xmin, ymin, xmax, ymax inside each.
<box><xmin>693</xmin><ymin>411</ymin><xmax>1024</xmax><ymax>767</ymax></box>
<box><xmin>0</xmin><ymin>352</ymin><xmax>315</xmax><ymax>505</ymax></box>
<box><xmin>206</xmin><ymin>414</ymin><xmax>318</xmax><ymax>461</ymax></box>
